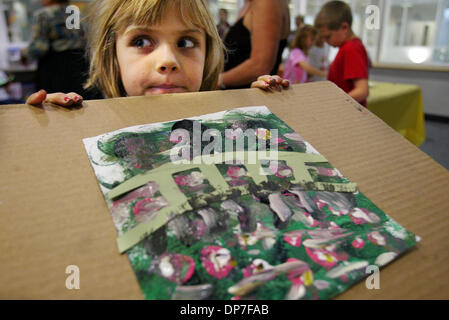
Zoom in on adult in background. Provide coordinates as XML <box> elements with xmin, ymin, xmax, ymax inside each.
<box><xmin>219</xmin><ymin>0</ymin><xmax>290</xmax><ymax>89</ymax></box>
<box><xmin>20</xmin><ymin>0</ymin><xmax>100</xmax><ymax>99</ymax></box>
<box><xmin>216</xmin><ymin>8</ymin><xmax>230</xmax><ymax>40</ymax></box>
<box><xmin>295</xmin><ymin>14</ymin><xmax>305</xmax><ymax>30</ymax></box>
<box><xmin>287</xmin><ymin>14</ymin><xmax>305</xmax><ymax>46</ymax></box>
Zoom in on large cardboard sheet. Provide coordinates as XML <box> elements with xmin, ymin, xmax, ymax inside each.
<box><xmin>1</xmin><ymin>81</ymin><xmax>448</xmax><ymax>299</ymax></box>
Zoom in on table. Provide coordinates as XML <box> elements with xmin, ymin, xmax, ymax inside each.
<box><xmin>367</xmin><ymin>81</ymin><xmax>426</xmax><ymax>147</ymax></box>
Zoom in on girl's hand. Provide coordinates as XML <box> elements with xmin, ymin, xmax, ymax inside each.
<box><xmin>26</xmin><ymin>89</ymin><xmax>83</xmax><ymax>106</ymax></box>
<box><xmin>251</xmin><ymin>75</ymin><xmax>290</xmax><ymax>91</ymax></box>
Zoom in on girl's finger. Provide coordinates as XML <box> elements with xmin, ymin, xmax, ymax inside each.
<box><xmin>45</xmin><ymin>93</ymin><xmax>77</xmax><ymax>107</ymax></box>
<box><xmin>281</xmin><ymin>79</ymin><xmax>290</xmax><ymax>87</ymax></box>
<box><xmin>251</xmin><ymin>80</ymin><xmax>270</xmax><ymax>90</ymax></box>
<box><xmin>66</xmin><ymin>92</ymin><xmax>83</xmax><ymax>104</ymax></box>
<box><xmin>26</xmin><ymin>89</ymin><xmax>47</xmax><ymax>105</ymax></box>
<box><xmin>257</xmin><ymin>75</ymin><xmax>273</xmax><ymax>84</ymax></box>
<box><xmin>270</xmin><ymin>75</ymin><xmax>283</xmax><ymax>84</ymax></box>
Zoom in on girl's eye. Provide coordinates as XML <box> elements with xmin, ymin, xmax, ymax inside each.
<box><xmin>132</xmin><ymin>37</ymin><xmax>153</xmax><ymax>49</ymax></box>
<box><xmin>178</xmin><ymin>38</ymin><xmax>196</xmax><ymax>49</ymax></box>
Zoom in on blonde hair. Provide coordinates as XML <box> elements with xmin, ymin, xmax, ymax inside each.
<box><xmin>290</xmin><ymin>25</ymin><xmax>317</xmax><ymax>56</ymax></box>
<box><xmin>84</xmin><ymin>0</ymin><xmax>224</xmax><ymax>98</ymax></box>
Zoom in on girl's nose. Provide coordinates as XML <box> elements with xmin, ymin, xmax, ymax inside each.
<box><xmin>159</xmin><ymin>64</ymin><xmax>178</xmax><ymax>72</ymax></box>
<box><xmin>156</xmin><ymin>44</ymin><xmax>180</xmax><ymax>73</ymax></box>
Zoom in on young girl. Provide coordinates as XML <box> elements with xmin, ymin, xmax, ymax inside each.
<box><xmin>283</xmin><ymin>24</ymin><xmax>326</xmax><ymax>85</ymax></box>
<box><xmin>26</xmin><ymin>0</ymin><xmax>289</xmax><ymax>106</ymax></box>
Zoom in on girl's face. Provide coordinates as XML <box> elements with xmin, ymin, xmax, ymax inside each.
<box><xmin>306</xmin><ymin>35</ymin><xmax>316</xmax><ymax>49</ymax></box>
<box><xmin>116</xmin><ymin>11</ymin><xmax>206</xmax><ymax>96</ymax></box>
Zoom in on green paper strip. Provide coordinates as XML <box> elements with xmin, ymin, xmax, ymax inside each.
<box><xmin>107</xmin><ymin>151</ymin><xmax>336</xmax><ymax>200</ymax></box>
<box><xmin>314</xmin><ymin>182</ymin><xmax>358</xmax><ymax>193</ymax></box>
<box><xmin>112</xmin><ymin>151</ymin><xmax>357</xmax><ymax>253</ymax></box>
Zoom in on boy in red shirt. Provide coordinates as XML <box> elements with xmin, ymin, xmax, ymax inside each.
<box><xmin>314</xmin><ymin>1</ymin><xmax>369</xmax><ymax>106</ymax></box>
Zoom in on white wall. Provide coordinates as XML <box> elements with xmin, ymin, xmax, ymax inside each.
<box><xmin>0</xmin><ymin>0</ymin><xmax>9</xmax><ymax>70</ymax></box>
<box><xmin>370</xmin><ymin>67</ymin><xmax>449</xmax><ymax>117</ymax></box>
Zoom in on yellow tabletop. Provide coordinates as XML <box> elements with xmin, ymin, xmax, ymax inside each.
<box><xmin>367</xmin><ymin>81</ymin><xmax>426</xmax><ymax>146</ymax></box>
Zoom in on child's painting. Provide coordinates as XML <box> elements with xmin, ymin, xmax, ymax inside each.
<box><xmin>83</xmin><ymin>106</ymin><xmax>417</xmax><ymax>300</ymax></box>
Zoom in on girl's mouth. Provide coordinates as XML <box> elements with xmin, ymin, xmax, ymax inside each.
<box><xmin>145</xmin><ymin>85</ymin><xmax>187</xmax><ymax>95</ymax></box>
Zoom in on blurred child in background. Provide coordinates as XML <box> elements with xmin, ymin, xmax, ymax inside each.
<box><xmin>283</xmin><ymin>25</ymin><xmax>326</xmax><ymax>85</ymax></box>
<box><xmin>307</xmin><ymin>33</ymin><xmax>329</xmax><ymax>82</ymax></box>
<box><xmin>314</xmin><ymin>0</ymin><xmax>369</xmax><ymax>106</ymax></box>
